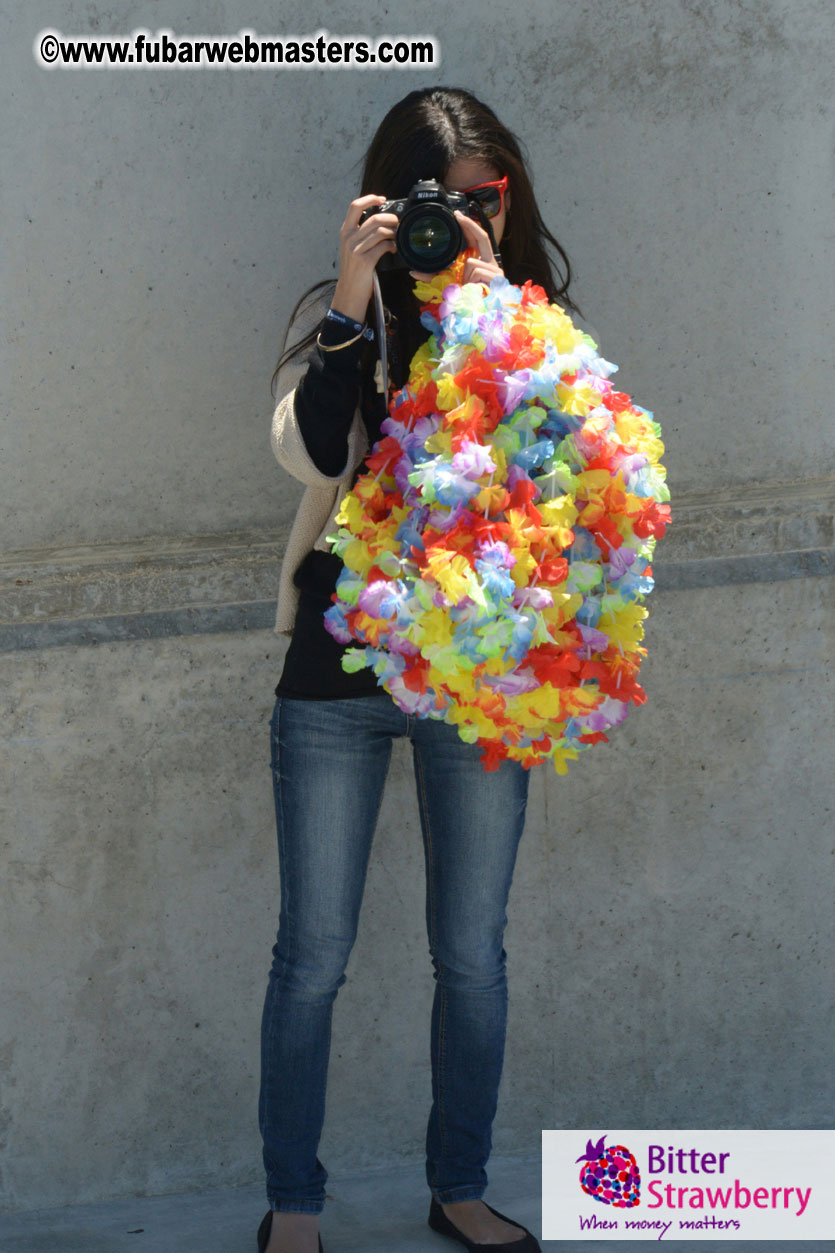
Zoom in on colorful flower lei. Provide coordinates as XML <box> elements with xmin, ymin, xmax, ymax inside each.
<box><xmin>324</xmin><ymin>253</ymin><xmax>671</xmax><ymax>773</ymax></box>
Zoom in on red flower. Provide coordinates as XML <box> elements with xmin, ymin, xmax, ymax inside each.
<box><xmin>527</xmin><ymin>645</ymin><xmax>582</xmax><ymax>686</ymax></box>
<box><xmin>365</xmin><ymin>435</ymin><xmax>403</xmax><ymax>477</ymax></box>
<box><xmin>507</xmin><ymin>478</ymin><xmax>540</xmax><ymax>511</ymax></box>
<box><xmin>633</xmin><ymin>502</ymin><xmax>671</xmax><ymax>538</ymax></box>
<box><xmin>402</xmin><ymin>658</ymin><xmax>431</xmax><ymax>693</ymax></box>
<box><xmin>519</xmin><ymin>280</ymin><xmax>549</xmax><ymax>307</ymax></box>
<box><xmin>601</xmin><ymin>390</ymin><xmax>633</xmax><ymax>413</ymax></box>
<box><xmin>591</xmin><ymin>515</ymin><xmax>624</xmax><ymax>553</ymax></box>
<box><xmin>479</xmin><ymin>739</ymin><xmax>509</xmax><ymax>772</ymax></box>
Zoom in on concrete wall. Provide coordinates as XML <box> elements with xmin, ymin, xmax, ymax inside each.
<box><xmin>2</xmin><ymin>0</ymin><xmax>833</xmax><ymax>1215</ymax></box>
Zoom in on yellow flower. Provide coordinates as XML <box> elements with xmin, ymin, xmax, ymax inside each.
<box><xmin>335</xmin><ymin>492</ymin><xmax>380</xmax><ymax>536</ymax></box>
<box><xmin>549</xmin><ymin>744</ymin><xmax>582</xmax><ymax>775</ymax></box>
<box><xmin>556</xmin><ymin>380</ymin><xmax>599</xmax><ymax>416</ymax></box>
<box><xmin>538</xmin><ymin>494</ymin><xmax>579</xmax><ymax>528</ymax></box>
<box><xmin>408</xmin><ymin>339</ymin><xmax>436</xmax><ymax>378</ymax></box>
<box><xmin>540</xmin><ymin>593</ymin><xmax>583</xmax><ymax>627</ymax></box>
<box><xmin>526</xmin><ymin>307</ymin><xmax>584</xmax><ymax>355</ymax></box>
<box><xmin>473</xmin><ymin>482</ymin><xmax>510</xmax><ymax>514</ymax></box>
<box><xmin>435</xmin><ymin>373</ymin><xmax>465</xmax><ymax>412</ymax></box>
<box><xmin>615</xmin><ymin>411</ymin><xmax>665</xmax><ymax>463</ymax></box>
<box><xmin>424</xmin><ymin>550</ymin><xmax>479</xmax><ymax>605</ymax></box>
<box><xmin>509</xmin><ymin>547</ymin><xmax>538</xmax><ymax>588</ymax></box>
<box><xmin>598</xmin><ymin>603</ymin><xmax>649</xmax><ymax>652</ymax></box>
<box><xmin>412</xmin><ymin>272</ymin><xmax>452</xmax><ymax>304</ymax></box>
<box><xmin>445</xmin><ymin>702</ymin><xmax>504</xmax><ymax>740</ymax></box>
<box><xmin>342</xmin><ymin>538</ymin><xmax>376</xmax><ymax>575</ymax></box>
<box><xmin>411</xmin><ymin>605</ymin><xmax>454</xmax><ymax>649</ymax></box>
<box><xmin>448</xmin><ymin>671</ymin><xmax>479</xmax><ymax>703</ymax></box>
<box><xmin>424</xmin><ymin>428</ymin><xmax>454</xmax><ymax>457</ymax></box>
<box><xmin>522</xmin><ymin>684</ymin><xmax>563</xmax><ymax>720</ymax></box>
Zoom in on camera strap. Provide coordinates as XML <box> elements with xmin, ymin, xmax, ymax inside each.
<box><xmin>469</xmin><ymin>200</ymin><xmax>502</xmax><ymax>266</ymax></box>
<box><xmin>372</xmin><ymin>270</ymin><xmax>389</xmax><ymax>400</ymax></box>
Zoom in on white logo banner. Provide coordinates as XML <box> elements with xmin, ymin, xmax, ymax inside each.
<box><xmin>542</xmin><ymin>1129</ymin><xmax>833</xmax><ymax>1241</ymax></box>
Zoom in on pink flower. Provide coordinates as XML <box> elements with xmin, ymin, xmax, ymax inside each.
<box><xmin>513</xmin><ymin>586</ymin><xmax>554</xmax><ymax>609</ymax></box>
<box><xmin>452</xmin><ymin>440</ymin><xmax>497</xmax><ymax>479</ymax></box>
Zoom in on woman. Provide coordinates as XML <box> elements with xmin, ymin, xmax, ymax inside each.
<box><xmin>259</xmin><ymin>87</ymin><xmax>578</xmax><ymax>1253</ymax></box>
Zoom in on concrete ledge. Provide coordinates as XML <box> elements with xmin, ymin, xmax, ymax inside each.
<box><xmin>1</xmin><ymin>479</ymin><xmax>833</xmax><ymax>652</ymax></box>
<box><xmin>0</xmin><ymin>601</ymin><xmax>278</xmax><ymax>653</ymax></box>
<box><xmin>0</xmin><ymin>528</ymin><xmax>282</xmax><ymax>627</ymax></box>
<box><xmin>662</xmin><ymin>476</ymin><xmax>835</xmax><ymax>561</ymax></box>
<box><xmin>657</xmin><ymin>546</ymin><xmax>835</xmax><ymax>589</ymax></box>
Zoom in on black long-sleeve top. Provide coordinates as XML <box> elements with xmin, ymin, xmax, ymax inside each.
<box><xmin>274</xmin><ymin>311</ymin><xmax>392</xmax><ymax>700</ymax></box>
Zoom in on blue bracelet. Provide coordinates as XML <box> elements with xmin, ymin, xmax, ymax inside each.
<box><xmin>325</xmin><ymin>307</ymin><xmax>375</xmax><ymax>340</ymax></box>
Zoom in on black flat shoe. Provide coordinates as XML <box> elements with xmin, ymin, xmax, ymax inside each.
<box><xmin>428</xmin><ymin>1196</ymin><xmax>540</xmax><ymax>1252</ymax></box>
<box><xmin>257</xmin><ymin>1209</ymin><xmax>323</xmax><ymax>1253</ymax></box>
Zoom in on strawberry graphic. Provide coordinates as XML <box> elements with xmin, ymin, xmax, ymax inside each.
<box><xmin>576</xmin><ymin>1134</ymin><xmax>641</xmax><ymax>1207</ymax></box>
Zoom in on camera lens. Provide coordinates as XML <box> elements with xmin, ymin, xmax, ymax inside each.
<box><xmin>397</xmin><ymin>204</ymin><xmax>462</xmax><ymax>272</ymax></box>
<box><xmin>407</xmin><ymin>214</ymin><xmax>453</xmax><ymax>258</ymax></box>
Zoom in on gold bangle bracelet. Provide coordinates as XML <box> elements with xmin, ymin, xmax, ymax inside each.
<box><xmin>316</xmin><ymin>325</ymin><xmax>366</xmax><ymax>352</ymax></box>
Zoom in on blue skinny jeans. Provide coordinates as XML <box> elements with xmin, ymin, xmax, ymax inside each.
<box><xmin>259</xmin><ymin>690</ymin><xmax>530</xmax><ymax>1213</ymax></box>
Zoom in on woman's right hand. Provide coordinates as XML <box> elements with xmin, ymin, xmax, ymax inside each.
<box><xmin>331</xmin><ymin>195</ymin><xmax>398</xmax><ymax>324</ymax></box>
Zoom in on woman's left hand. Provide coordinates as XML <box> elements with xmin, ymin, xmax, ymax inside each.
<box><xmin>409</xmin><ymin>210</ymin><xmax>504</xmax><ymax>285</ymax></box>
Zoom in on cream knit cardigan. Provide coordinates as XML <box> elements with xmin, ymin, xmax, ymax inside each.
<box><xmin>271</xmin><ymin>291</ymin><xmax>371</xmax><ymax>637</ymax></box>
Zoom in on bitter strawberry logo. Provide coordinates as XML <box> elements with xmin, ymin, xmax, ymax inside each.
<box><xmin>577</xmin><ymin>1134</ymin><xmax>641</xmax><ymax>1208</ymax></box>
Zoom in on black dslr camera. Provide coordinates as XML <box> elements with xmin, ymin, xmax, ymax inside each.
<box><xmin>359</xmin><ymin>179</ymin><xmax>498</xmax><ymax>274</ymax></box>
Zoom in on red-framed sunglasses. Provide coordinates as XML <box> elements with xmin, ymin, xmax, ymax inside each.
<box><xmin>460</xmin><ymin>173</ymin><xmax>509</xmax><ymax>220</ymax></box>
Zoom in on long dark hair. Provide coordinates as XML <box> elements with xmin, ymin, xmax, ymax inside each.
<box><xmin>271</xmin><ymin>86</ymin><xmax>579</xmax><ymax>396</ymax></box>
